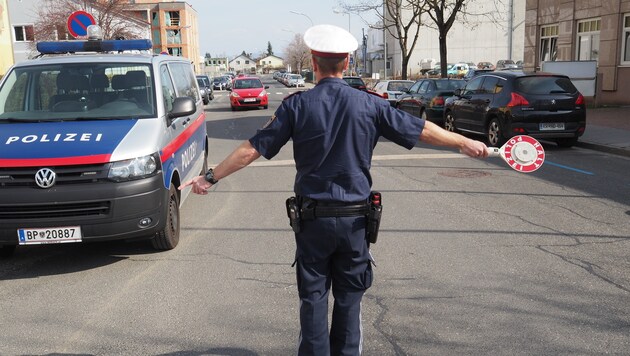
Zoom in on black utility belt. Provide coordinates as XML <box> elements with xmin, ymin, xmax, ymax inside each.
<box><xmin>309</xmin><ymin>204</ymin><xmax>370</xmax><ymax>218</ymax></box>
<box><xmin>286</xmin><ymin>193</ymin><xmax>383</xmax><ymax>245</ymax></box>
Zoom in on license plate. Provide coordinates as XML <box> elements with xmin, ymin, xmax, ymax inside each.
<box><xmin>540</xmin><ymin>122</ymin><xmax>565</xmax><ymax>131</ymax></box>
<box><xmin>18</xmin><ymin>226</ymin><xmax>82</xmax><ymax>245</ymax></box>
<box><xmin>243</xmin><ymin>98</ymin><xmax>256</xmax><ymax>102</ymax></box>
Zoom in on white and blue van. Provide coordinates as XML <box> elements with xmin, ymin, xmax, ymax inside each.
<box><xmin>0</xmin><ymin>36</ymin><xmax>208</xmax><ymax>257</ymax></box>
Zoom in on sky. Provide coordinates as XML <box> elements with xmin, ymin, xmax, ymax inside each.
<box><xmin>185</xmin><ymin>0</ymin><xmax>378</xmax><ymax>58</ymax></box>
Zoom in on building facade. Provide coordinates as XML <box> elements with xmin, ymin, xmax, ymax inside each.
<box><xmin>229</xmin><ymin>54</ymin><xmax>255</xmax><ymax>74</ymax></box>
<box><xmin>524</xmin><ymin>0</ymin><xmax>630</xmax><ymax>105</ymax></box>
<box><xmin>257</xmin><ymin>55</ymin><xmax>284</xmax><ymax>73</ymax></box>
<box><xmin>0</xmin><ymin>0</ymin><xmax>13</xmax><ymax>75</ymax></box>
<box><xmin>203</xmin><ymin>56</ymin><xmax>229</xmax><ymax>76</ymax></box>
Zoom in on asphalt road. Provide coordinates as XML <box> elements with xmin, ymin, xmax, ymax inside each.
<box><xmin>1</xmin><ymin>75</ymin><xmax>629</xmax><ymax>355</ymax></box>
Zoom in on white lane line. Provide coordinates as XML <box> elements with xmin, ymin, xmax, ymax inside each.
<box><xmin>214</xmin><ymin>153</ymin><xmax>466</xmax><ymax>168</ymax></box>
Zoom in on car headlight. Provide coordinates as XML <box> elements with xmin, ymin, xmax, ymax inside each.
<box><xmin>231</xmin><ymin>91</ymin><xmax>240</xmax><ymax>98</ymax></box>
<box><xmin>258</xmin><ymin>90</ymin><xmax>267</xmax><ymax>97</ymax></box>
<box><xmin>108</xmin><ymin>153</ymin><xmax>159</xmax><ymax>181</ymax></box>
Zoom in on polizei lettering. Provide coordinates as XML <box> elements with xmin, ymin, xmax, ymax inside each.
<box><xmin>5</xmin><ymin>133</ymin><xmax>103</xmax><ymax>145</ymax></box>
<box><xmin>181</xmin><ymin>141</ymin><xmax>198</xmax><ymax>172</ymax></box>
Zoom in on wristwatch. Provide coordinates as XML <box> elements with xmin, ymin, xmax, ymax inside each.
<box><xmin>204</xmin><ymin>168</ymin><xmax>219</xmax><ymax>184</ymax></box>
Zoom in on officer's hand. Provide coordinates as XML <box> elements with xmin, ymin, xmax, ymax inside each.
<box><xmin>460</xmin><ymin>138</ymin><xmax>489</xmax><ymax>158</ymax></box>
<box><xmin>179</xmin><ymin>175</ymin><xmax>212</xmax><ymax>195</ymax></box>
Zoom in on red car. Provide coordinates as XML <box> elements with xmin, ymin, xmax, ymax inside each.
<box><xmin>229</xmin><ymin>77</ymin><xmax>269</xmax><ymax>110</ymax></box>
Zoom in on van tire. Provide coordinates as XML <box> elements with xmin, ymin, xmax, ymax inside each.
<box><xmin>152</xmin><ymin>185</ymin><xmax>180</xmax><ymax>250</ymax></box>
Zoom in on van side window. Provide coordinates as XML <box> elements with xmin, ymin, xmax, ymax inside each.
<box><xmin>169</xmin><ymin>62</ymin><xmax>200</xmax><ymax>102</ymax></box>
<box><xmin>160</xmin><ymin>65</ymin><xmax>176</xmax><ymax>113</ymax></box>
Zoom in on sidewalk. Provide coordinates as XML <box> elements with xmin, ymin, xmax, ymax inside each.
<box><xmin>577</xmin><ymin>107</ymin><xmax>630</xmax><ymax>157</ymax></box>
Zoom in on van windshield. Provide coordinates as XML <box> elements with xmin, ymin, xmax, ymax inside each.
<box><xmin>0</xmin><ymin>63</ymin><xmax>155</xmax><ymax>122</ymax></box>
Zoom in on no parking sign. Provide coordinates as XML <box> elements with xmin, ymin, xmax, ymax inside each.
<box><xmin>67</xmin><ymin>11</ymin><xmax>96</xmax><ymax>38</ymax></box>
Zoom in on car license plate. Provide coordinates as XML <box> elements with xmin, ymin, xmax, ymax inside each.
<box><xmin>244</xmin><ymin>98</ymin><xmax>256</xmax><ymax>102</ymax></box>
<box><xmin>17</xmin><ymin>226</ymin><xmax>82</xmax><ymax>245</ymax></box>
<box><xmin>540</xmin><ymin>122</ymin><xmax>565</xmax><ymax>131</ymax></box>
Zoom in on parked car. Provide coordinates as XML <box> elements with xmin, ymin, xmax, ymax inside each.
<box><xmin>463</xmin><ymin>68</ymin><xmax>494</xmax><ymax>81</ymax></box>
<box><xmin>286</xmin><ymin>74</ymin><xmax>305</xmax><ymax>87</ymax></box>
<box><xmin>447</xmin><ymin>63</ymin><xmax>469</xmax><ymax>77</ymax></box>
<box><xmin>229</xmin><ymin>76</ymin><xmax>269</xmax><ymax>110</ymax></box>
<box><xmin>196</xmin><ymin>75</ymin><xmax>214</xmax><ymax>104</ymax></box>
<box><xmin>496</xmin><ymin>59</ymin><xmax>518</xmax><ymax>70</ymax></box>
<box><xmin>395</xmin><ymin>78</ymin><xmax>465</xmax><ymax>124</ymax></box>
<box><xmin>477</xmin><ymin>61</ymin><xmax>494</xmax><ymax>70</ymax></box>
<box><xmin>443</xmin><ymin>71</ymin><xmax>586</xmax><ymax>147</ymax></box>
<box><xmin>213</xmin><ymin>76</ymin><xmax>231</xmax><ymax>90</ymax></box>
<box><xmin>342</xmin><ymin>76</ymin><xmax>367</xmax><ymax>91</ymax></box>
<box><xmin>372</xmin><ymin>80</ymin><xmax>414</xmax><ymax>106</ymax></box>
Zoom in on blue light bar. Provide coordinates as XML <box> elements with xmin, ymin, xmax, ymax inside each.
<box><xmin>36</xmin><ymin>39</ymin><xmax>153</xmax><ymax>54</ymax></box>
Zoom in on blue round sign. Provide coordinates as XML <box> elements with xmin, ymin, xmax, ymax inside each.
<box><xmin>67</xmin><ymin>11</ymin><xmax>96</xmax><ymax>38</ymax></box>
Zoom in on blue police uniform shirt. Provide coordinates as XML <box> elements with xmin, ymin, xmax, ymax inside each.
<box><xmin>249</xmin><ymin>77</ymin><xmax>425</xmax><ymax>202</ymax></box>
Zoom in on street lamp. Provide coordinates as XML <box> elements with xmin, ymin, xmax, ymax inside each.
<box><xmin>332</xmin><ymin>8</ymin><xmax>351</xmax><ymax>33</ymax></box>
<box><xmin>289</xmin><ymin>10</ymin><xmax>314</xmax><ymax>27</ymax></box>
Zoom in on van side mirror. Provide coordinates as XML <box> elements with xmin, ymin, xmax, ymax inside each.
<box><xmin>168</xmin><ymin>96</ymin><xmax>196</xmax><ymax>120</ymax></box>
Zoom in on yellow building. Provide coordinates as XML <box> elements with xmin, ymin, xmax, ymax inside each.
<box><xmin>0</xmin><ymin>0</ymin><xmax>14</xmax><ymax>75</ymax></box>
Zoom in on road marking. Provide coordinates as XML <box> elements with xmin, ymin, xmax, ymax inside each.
<box><xmin>224</xmin><ymin>153</ymin><xmax>467</xmax><ymax>167</ymax></box>
<box><xmin>545</xmin><ymin>161</ymin><xmax>594</xmax><ymax>175</ymax></box>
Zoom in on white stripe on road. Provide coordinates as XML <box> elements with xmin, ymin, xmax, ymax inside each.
<box><xmin>213</xmin><ymin>153</ymin><xmax>467</xmax><ymax>168</ymax></box>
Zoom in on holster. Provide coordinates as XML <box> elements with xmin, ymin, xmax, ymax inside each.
<box><xmin>366</xmin><ymin>191</ymin><xmax>383</xmax><ymax>244</ymax></box>
<box><xmin>285</xmin><ymin>197</ymin><xmax>301</xmax><ymax>233</ymax></box>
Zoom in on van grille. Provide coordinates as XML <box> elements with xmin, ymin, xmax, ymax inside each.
<box><xmin>0</xmin><ymin>164</ymin><xmax>110</xmax><ymax>187</ymax></box>
<box><xmin>0</xmin><ymin>202</ymin><xmax>111</xmax><ymax>219</ymax></box>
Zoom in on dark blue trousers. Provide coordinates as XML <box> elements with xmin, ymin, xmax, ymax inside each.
<box><xmin>294</xmin><ymin>215</ymin><xmax>373</xmax><ymax>356</ymax></box>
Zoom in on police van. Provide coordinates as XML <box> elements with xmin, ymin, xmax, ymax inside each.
<box><xmin>0</xmin><ymin>29</ymin><xmax>208</xmax><ymax>257</ymax></box>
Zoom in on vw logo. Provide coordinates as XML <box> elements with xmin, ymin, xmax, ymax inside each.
<box><xmin>35</xmin><ymin>168</ymin><xmax>56</xmax><ymax>189</ymax></box>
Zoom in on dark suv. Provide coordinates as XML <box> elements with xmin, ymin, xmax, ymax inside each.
<box><xmin>443</xmin><ymin>71</ymin><xmax>586</xmax><ymax>147</ymax></box>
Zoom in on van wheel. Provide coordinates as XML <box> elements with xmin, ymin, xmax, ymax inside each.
<box><xmin>487</xmin><ymin>118</ymin><xmax>505</xmax><ymax>146</ymax></box>
<box><xmin>0</xmin><ymin>245</ymin><xmax>16</xmax><ymax>258</ymax></box>
<box><xmin>152</xmin><ymin>185</ymin><xmax>180</xmax><ymax>250</ymax></box>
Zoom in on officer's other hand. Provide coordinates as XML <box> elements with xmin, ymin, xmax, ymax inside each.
<box><xmin>179</xmin><ymin>175</ymin><xmax>212</xmax><ymax>195</ymax></box>
<box><xmin>460</xmin><ymin>138</ymin><xmax>489</xmax><ymax>158</ymax></box>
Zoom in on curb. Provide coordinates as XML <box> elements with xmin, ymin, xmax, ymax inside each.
<box><xmin>575</xmin><ymin>141</ymin><xmax>630</xmax><ymax>158</ymax></box>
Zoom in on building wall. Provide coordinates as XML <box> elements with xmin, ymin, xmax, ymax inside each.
<box><xmin>0</xmin><ymin>0</ymin><xmax>14</xmax><ymax>75</ymax></box>
<box><xmin>7</xmin><ymin>0</ymin><xmax>35</xmax><ymax>64</ymax></box>
<box><xmin>369</xmin><ymin>0</ymin><xmax>526</xmax><ymax>79</ymax></box>
<box><xmin>524</xmin><ymin>0</ymin><xmax>630</xmax><ymax>105</ymax></box>
<box><xmin>203</xmin><ymin>57</ymin><xmax>229</xmax><ymax>76</ymax></box>
<box><xmin>229</xmin><ymin>55</ymin><xmax>255</xmax><ymax>74</ymax></box>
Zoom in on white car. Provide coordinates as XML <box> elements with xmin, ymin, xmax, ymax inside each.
<box><xmin>286</xmin><ymin>74</ymin><xmax>305</xmax><ymax>87</ymax></box>
<box><xmin>372</xmin><ymin>80</ymin><xmax>414</xmax><ymax>106</ymax></box>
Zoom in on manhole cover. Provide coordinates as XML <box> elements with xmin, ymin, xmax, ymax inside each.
<box><xmin>438</xmin><ymin>169</ymin><xmax>492</xmax><ymax>178</ymax></box>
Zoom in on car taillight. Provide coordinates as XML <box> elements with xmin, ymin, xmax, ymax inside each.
<box><xmin>431</xmin><ymin>96</ymin><xmax>445</xmax><ymax>107</ymax></box>
<box><xmin>507</xmin><ymin>92</ymin><xmax>529</xmax><ymax>107</ymax></box>
<box><xmin>575</xmin><ymin>93</ymin><xmax>585</xmax><ymax>105</ymax></box>
<box><xmin>382</xmin><ymin>92</ymin><xmax>389</xmax><ymax>99</ymax></box>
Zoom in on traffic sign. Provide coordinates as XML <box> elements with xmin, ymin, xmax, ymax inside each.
<box><xmin>67</xmin><ymin>11</ymin><xmax>96</xmax><ymax>38</ymax></box>
<box><xmin>487</xmin><ymin>135</ymin><xmax>545</xmax><ymax>173</ymax></box>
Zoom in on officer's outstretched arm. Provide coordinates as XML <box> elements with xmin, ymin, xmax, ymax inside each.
<box><xmin>179</xmin><ymin>140</ymin><xmax>261</xmax><ymax>195</ymax></box>
<box><xmin>419</xmin><ymin>121</ymin><xmax>488</xmax><ymax>158</ymax></box>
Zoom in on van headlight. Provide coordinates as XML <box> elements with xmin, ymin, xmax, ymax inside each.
<box><xmin>108</xmin><ymin>154</ymin><xmax>159</xmax><ymax>181</ymax></box>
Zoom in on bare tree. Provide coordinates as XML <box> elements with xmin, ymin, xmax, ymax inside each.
<box><xmin>33</xmin><ymin>0</ymin><xmax>143</xmax><ymax>42</ymax></box>
<box><xmin>343</xmin><ymin>0</ymin><xmax>425</xmax><ymax>80</ymax></box>
<box><xmin>284</xmin><ymin>34</ymin><xmax>310</xmax><ymax>73</ymax></box>
<box><xmin>345</xmin><ymin>0</ymin><xmax>505</xmax><ymax>78</ymax></box>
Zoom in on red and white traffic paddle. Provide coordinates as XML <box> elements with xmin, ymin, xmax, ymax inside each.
<box><xmin>487</xmin><ymin>135</ymin><xmax>545</xmax><ymax>173</ymax></box>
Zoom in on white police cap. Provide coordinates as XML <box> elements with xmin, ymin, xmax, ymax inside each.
<box><xmin>304</xmin><ymin>24</ymin><xmax>358</xmax><ymax>58</ymax></box>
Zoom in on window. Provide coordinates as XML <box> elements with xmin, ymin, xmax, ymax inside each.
<box><xmin>169</xmin><ymin>62</ymin><xmax>199</xmax><ymax>101</ymax></box>
<box><xmin>13</xmin><ymin>25</ymin><xmax>34</xmax><ymax>42</ymax></box>
<box><xmin>622</xmin><ymin>15</ymin><xmax>630</xmax><ymax>64</ymax></box>
<box><xmin>540</xmin><ymin>25</ymin><xmax>558</xmax><ymax>62</ymax></box>
<box><xmin>463</xmin><ymin>76</ymin><xmax>484</xmax><ymax>95</ymax></box>
<box><xmin>480</xmin><ymin>76</ymin><xmax>500</xmax><ymax>94</ymax></box>
<box><xmin>577</xmin><ymin>18</ymin><xmax>600</xmax><ymax>62</ymax></box>
<box><xmin>165</xmin><ymin>11</ymin><xmax>180</xmax><ymax>26</ymax></box>
<box><xmin>160</xmin><ymin>65</ymin><xmax>176</xmax><ymax>112</ymax></box>
<box><xmin>167</xmin><ymin>47</ymin><xmax>182</xmax><ymax>56</ymax></box>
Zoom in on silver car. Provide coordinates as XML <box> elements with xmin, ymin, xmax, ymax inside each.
<box><xmin>286</xmin><ymin>74</ymin><xmax>305</xmax><ymax>87</ymax></box>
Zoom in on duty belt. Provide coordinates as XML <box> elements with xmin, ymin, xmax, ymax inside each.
<box><xmin>300</xmin><ymin>198</ymin><xmax>370</xmax><ymax>219</ymax></box>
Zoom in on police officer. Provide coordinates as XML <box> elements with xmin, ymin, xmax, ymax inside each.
<box><xmin>180</xmin><ymin>24</ymin><xmax>488</xmax><ymax>356</ymax></box>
